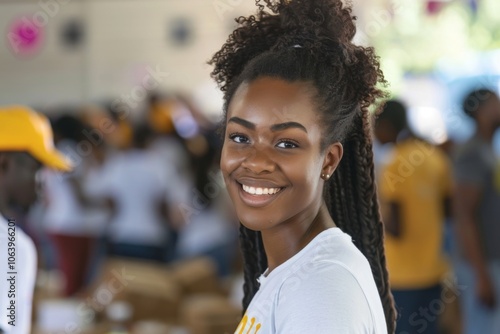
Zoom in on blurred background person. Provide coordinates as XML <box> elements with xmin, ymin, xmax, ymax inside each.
<box><xmin>146</xmin><ymin>93</ymin><xmax>192</xmax><ymax>218</ymax></box>
<box><xmin>375</xmin><ymin>100</ymin><xmax>452</xmax><ymax>334</ymax></box>
<box><xmin>0</xmin><ymin>106</ymin><xmax>72</xmax><ymax>334</ymax></box>
<box><xmin>174</xmin><ymin>128</ymin><xmax>239</xmax><ymax>278</ymax></box>
<box><xmin>42</xmin><ymin>113</ymin><xmax>107</xmax><ymax>296</ymax></box>
<box><xmin>452</xmin><ymin>88</ymin><xmax>500</xmax><ymax>334</ymax></box>
<box><xmin>99</xmin><ymin>123</ymin><xmax>183</xmax><ymax>262</ymax></box>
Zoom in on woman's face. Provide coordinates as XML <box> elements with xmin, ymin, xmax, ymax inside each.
<box><xmin>221</xmin><ymin>77</ymin><xmax>341</xmax><ymax>232</ymax></box>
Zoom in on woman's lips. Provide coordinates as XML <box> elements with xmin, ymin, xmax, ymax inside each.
<box><xmin>236</xmin><ymin>181</ymin><xmax>284</xmax><ymax>207</ymax></box>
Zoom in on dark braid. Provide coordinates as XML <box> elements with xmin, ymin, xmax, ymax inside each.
<box><xmin>323</xmin><ymin>113</ymin><xmax>395</xmax><ymax>330</ymax></box>
<box><xmin>239</xmin><ymin>224</ymin><xmax>268</xmax><ymax>310</ymax></box>
<box><xmin>209</xmin><ymin>0</ymin><xmax>396</xmax><ymax>332</ymax></box>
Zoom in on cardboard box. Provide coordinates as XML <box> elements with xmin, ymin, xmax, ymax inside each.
<box><xmin>169</xmin><ymin>257</ymin><xmax>222</xmax><ymax>296</ymax></box>
<box><xmin>32</xmin><ymin>270</ymin><xmax>66</xmax><ymax>324</ymax></box>
<box><xmin>32</xmin><ymin>323</ymin><xmax>109</xmax><ymax>334</ymax></box>
<box><xmin>180</xmin><ymin>295</ymin><xmax>242</xmax><ymax>334</ymax></box>
<box><xmin>86</xmin><ymin>258</ymin><xmax>182</xmax><ymax>324</ymax></box>
<box><xmin>131</xmin><ymin>320</ymin><xmax>189</xmax><ymax>334</ymax></box>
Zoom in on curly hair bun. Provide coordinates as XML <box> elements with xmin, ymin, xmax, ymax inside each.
<box><xmin>269</xmin><ymin>0</ymin><xmax>357</xmax><ymax>48</ymax></box>
<box><xmin>209</xmin><ymin>0</ymin><xmax>385</xmax><ymax>112</ymax></box>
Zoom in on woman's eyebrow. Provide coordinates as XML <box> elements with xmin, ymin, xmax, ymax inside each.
<box><xmin>270</xmin><ymin>122</ymin><xmax>307</xmax><ymax>133</ymax></box>
<box><xmin>228</xmin><ymin>117</ymin><xmax>254</xmax><ymax>129</ymax></box>
<box><xmin>228</xmin><ymin>117</ymin><xmax>307</xmax><ymax>133</ymax></box>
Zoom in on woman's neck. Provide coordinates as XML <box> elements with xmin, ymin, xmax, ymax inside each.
<box><xmin>260</xmin><ymin>202</ymin><xmax>336</xmax><ymax>275</ymax></box>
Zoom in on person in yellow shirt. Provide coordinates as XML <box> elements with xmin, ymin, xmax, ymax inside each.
<box><xmin>375</xmin><ymin>100</ymin><xmax>452</xmax><ymax>334</ymax></box>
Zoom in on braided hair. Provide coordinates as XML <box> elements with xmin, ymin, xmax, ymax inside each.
<box><xmin>209</xmin><ymin>0</ymin><xmax>396</xmax><ymax>332</ymax></box>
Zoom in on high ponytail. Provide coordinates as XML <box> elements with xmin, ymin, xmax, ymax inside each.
<box><xmin>210</xmin><ymin>0</ymin><xmax>396</xmax><ymax>332</ymax></box>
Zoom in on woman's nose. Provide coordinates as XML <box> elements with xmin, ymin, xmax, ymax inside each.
<box><xmin>240</xmin><ymin>147</ymin><xmax>276</xmax><ymax>174</ymax></box>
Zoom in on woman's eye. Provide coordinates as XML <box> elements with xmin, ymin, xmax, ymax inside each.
<box><xmin>276</xmin><ymin>140</ymin><xmax>298</xmax><ymax>149</ymax></box>
<box><xmin>229</xmin><ymin>134</ymin><xmax>249</xmax><ymax>144</ymax></box>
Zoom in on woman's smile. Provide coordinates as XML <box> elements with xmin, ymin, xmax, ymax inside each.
<box><xmin>236</xmin><ymin>179</ymin><xmax>286</xmax><ymax>208</ymax></box>
<box><xmin>241</xmin><ymin>184</ymin><xmax>282</xmax><ymax>195</ymax></box>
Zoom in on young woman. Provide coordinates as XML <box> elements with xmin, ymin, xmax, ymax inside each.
<box><xmin>209</xmin><ymin>0</ymin><xmax>396</xmax><ymax>332</ymax></box>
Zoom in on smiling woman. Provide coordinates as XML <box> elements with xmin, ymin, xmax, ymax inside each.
<box><xmin>209</xmin><ymin>0</ymin><xmax>396</xmax><ymax>333</ymax></box>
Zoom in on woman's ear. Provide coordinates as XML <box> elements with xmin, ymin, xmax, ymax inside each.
<box><xmin>321</xmin><ymin>142</ymin><xmax>343</xmax><ymax>178</ymax></box>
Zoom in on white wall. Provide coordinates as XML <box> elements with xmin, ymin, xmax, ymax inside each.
<box><xmin>0</xmin><ymin>0</ymin><xmax>256</xmax><ymax>108</ymax></box>
<box><xmin>0</xmin><ymin>0</ymin><xmax>87</xmax><ymax>106</ymax></box>
<box><xmin>0</xmin><ymin>0</ymin><xmax>372</xmax><ymax>111</ymax></box>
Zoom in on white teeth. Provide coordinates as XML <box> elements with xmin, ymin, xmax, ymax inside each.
<box><xmin>242</xmin><ymin>184</ymin><xmax>281</xmax><ymax>195</ymax></box>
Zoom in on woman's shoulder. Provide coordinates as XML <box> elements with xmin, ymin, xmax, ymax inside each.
<box><xmin>309</xmin><ymin>228</ymin><xmax>372</xmax><ymax>272</ymax></box>
<box><xmin>278</xmin><ymin>227</ymin><xmax>377</xmax><ymax>298</ymax></box>
<box><xmin>266</xmin><ymin>227</ymin><xmax>375</xmax><ymax>293</ymax></box>
<box><xmin>273</xmin><ymin>228</ymin><xmax>387</xmax><ymax>332</ymax></box>
<box><xmin>275</xmin><ymin>256</ymin><xmax>385</xmax><ymax>333</ymax></box>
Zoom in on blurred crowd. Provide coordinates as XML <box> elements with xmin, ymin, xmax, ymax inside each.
<box><xmin>18</xmin><ymin>92</ymin><xmax>240</xmax><ymax>298</ymax></box>
<box><xmin>374</xmin><ymin>90</ymin><xmax>500</xmax><ymax>334</ymax></box>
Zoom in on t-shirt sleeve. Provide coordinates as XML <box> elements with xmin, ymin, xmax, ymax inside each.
<box><xmin>275</xmin><ymin>262</ymin><xmax>374</xmax><ymax>333</ymax></box>
<box><xmin>16</xmin><ymin>233</ymin><xmax>37</xmax><ymax>334</ymax></box>
<box><xmin>453</xmin><ymin>147</ymin><xmax>488</xmax><ymax>187</ymax></box>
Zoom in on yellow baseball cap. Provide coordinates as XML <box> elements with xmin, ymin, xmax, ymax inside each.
<box><xmin>0</xmin><ymin>106</ymin><xmax>73</xmax><ymax>172</ymax></box>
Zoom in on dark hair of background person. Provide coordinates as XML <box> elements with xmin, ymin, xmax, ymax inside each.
<box><xmin>51</xmin><ymin>113</ymin><xmax>93</xmax><ymax>143</ymax></box>
<box><xmin>462</xmin><ymin>88</ymin><xmax>497</xmax><ymax>119</ymax></box>
<box><xmin>209</xmin><ymin>0</ymin><xmax>396</xmax><ymax>332</ymax></box>
<box><xmin>190</xmin><ymin>130</ymin><xmax>222</xmax><ymax>209</ymax></box>
<box><xmin>376</xmin><ymin>99</ymin><xmax>408</xmax><ymax>134</ymax></box>
<box><xmin>132</xmin><ymin>123</ymin><xmax>155</xmax><ymax>149</ymax></box>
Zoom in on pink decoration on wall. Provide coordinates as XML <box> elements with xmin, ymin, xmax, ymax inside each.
<box><xmin>7</xmin><ymin>17</ymin><xmax>44</xmax><ymax>56</ymax></box>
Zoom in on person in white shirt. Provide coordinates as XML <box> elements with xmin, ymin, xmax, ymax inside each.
<box><xmin>175</xmin><ymin>145</ymin><xmax>238</xmax><ymax>277</ymax></box>
<box><xmin>101</xmin><ymin>124</ymin><xmax>185</xmax><ymax>262</ymax></box>
<box><xmin>209</xmin><ymin>0</ymin><xmax>396</xmax><ymax>332</ymax></box>
<box><xmin>0</xmin><ymin>106</ymin><xmax>72</xmax><ymax>334</ymax></box>
<box><xmin>42</xmin><ymin>115</ymin><xmax>106</xmax><ymax>297</ymax></box>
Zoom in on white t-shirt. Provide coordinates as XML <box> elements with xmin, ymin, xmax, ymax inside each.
<box><xmin>150</xmin><ymin>136</ymin><xmax>190</xmax><ymax>179</ymax></box>
<box><xmin>176</xmin><ymin>206</ymin><xmax>233</xmax><ymax>257</ymax></box>
<box><xmin>42</xmin><ymin>169</ymin><xmax>90</xmax><ymax>235</ymax></box>
<box><xmin>42</xmin><ymin>140</ymin><xmax>96</xmax><ymax>236</ymax></box>
<box><xmin>0</xmin><ymin>214</ymin><xmax>37</xmax><ymax>334</ymax></box>
<box><xmin>235</xmin><ymin>228</ymin><xmax>387</xmax><ymax>334</ymax></box>
<box><xmin>100</xmin><ymin>149</ymin><xmax>179</xmax><ymax>246</ymax></box>
<box><xmin>80</xmin><ymin>163</ymin><xmax>111</xmax><ymax>236</ymax></box>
